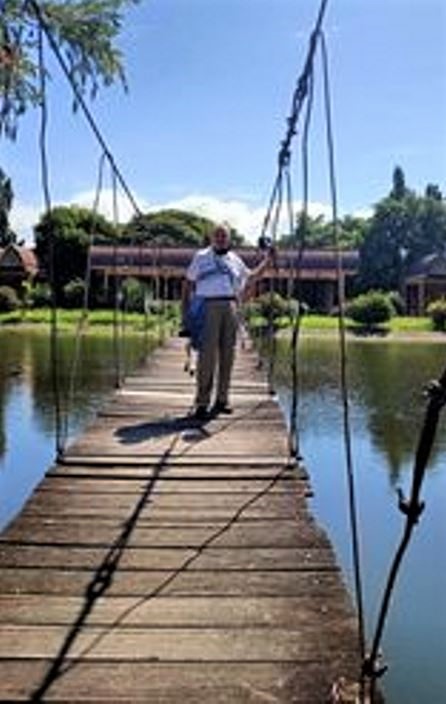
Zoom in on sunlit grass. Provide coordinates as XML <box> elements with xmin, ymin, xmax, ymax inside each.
<box><xmin>247</xmin><ymin>312</ymin><xmax>437</xmax><ymax>335</ymax></box>
<box><xmin>0</xmin><ymin>308</ymin><xmax>179</xmax><ymax>335</ymax></box>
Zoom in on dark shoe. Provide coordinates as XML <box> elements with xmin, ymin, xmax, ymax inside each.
<box><xmin>212</xmin><ymin>401</ymin><xmax>233</xmax><ymax>415</ymax></box>
<box><xmin>193</xmin><ymin>405</ymin><xmax>209</xmax><ymax>421</ymax></box>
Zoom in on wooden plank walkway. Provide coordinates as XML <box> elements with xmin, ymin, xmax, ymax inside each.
<box><xmin>0</xmin><ymin>337</ymin><xmax>360</xmax><ymax>702</ymax></box>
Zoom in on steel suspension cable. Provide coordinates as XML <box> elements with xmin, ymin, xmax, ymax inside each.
<box><xmin>37</xmin><ymin>24</ymin><xmax>63</xmax><ymax>459</ymax></box>
<box><xmin>320</xmin><ymin>31</ymin><xmax>367</xmax><ymax>675</ymax></box>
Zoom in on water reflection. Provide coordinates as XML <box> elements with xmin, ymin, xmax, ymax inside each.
<box><xmin>273</xmin><ymin>336</ymin><xmax>446</xmax><ymax>486</ymax></box>
<box><xmin>0</xmin><ymin>329</ymin><xmax>151</xmax><ymax>528</ymax></box>
<box><xmin>270</xmin><ymin>334</ymin><xmax>446</xmax><ymax>704</ymax></box>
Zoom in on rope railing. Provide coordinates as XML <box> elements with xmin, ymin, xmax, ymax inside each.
<box><xmin>60</xmin><ymin>151</ymin><xmax>107</xmax><ymax>451</ymax></box>
<box><xmin>258</xmin><ymin>0</ymin><xmax>327</xmax><ymax>421</ymax></box>
<box><xmin>36</xmin><ymin>23</ymin><xmax>63</xmax><ymax>460</ymax></box>
<box><xmin>27</xmin><ymin>0</ymin><xmax>143</xmax><ymax>221</ymax></box>
<box><xmin>319</xmin><ymin>31</ymin><xmax>367</xmax><ymax>693</ymax></box>
<box><xmin>28</xmin><ymin>0</ymin><xmax>149</xmax><ymax>458</ymax></box>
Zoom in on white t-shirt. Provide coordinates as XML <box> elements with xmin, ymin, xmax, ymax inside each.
<box><xmin>186</xmin><ymin>247</ymin><xmax>250</xmax><ymax>298</ymax></box>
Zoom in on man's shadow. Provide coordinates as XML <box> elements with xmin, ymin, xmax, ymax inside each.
<box><xmin>114</xmin><ymin>414</ymin><xmax>212</xmax><ymax>445</ymax></box>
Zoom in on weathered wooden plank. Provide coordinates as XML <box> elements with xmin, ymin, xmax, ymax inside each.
<box><xmin>0</xmin><ymin>545</ymin><xmax>336</xmax><ymax>571</ymax></box>
<box><xmin>0</xmin><ymin>594</ymin><xmax>354</xmax><ymax>628</ymax></box>
<box><xmin>53</xmin><ymin>459</ymin><xmax>296</xmax><ymax>471</ymax></box>
<box><xmin>0</xmin><ymin>568</ymin><xmax>346</xmax><ymax>597</ymax></box>
<box><xmin>0</xmin><ymin>661</ymin><xmax>359</xmax><ymax>703</ymax></box>
<box><xmin>35</xmin><ymin>477</ymin><xmax>303</xmax><ymax>495</ymax></box>
<box><xmin>0</xmin><ymin>625</ymin><xmax>358</xmax><ymax>661</ymax></box>
<box><xmin>25</xmin><ymin>488</ymin><xmax>310</xmax><ymax>512</ymax></box>
<box><xmin>1</xmin><ymin>519</ymin><xmax>330</xmax><ymax>549</ymax></box>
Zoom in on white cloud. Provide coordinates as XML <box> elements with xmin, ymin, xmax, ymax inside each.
<box><xmin>70</xmin><ymin>188</ymin><xmax>150</xmax><ymax>225</ymax></box>
<box><xmin>9</xmin><ymin>203</ymin><xmax>42</xmax><ymax>244</ymax></box>
<box><xmin>146</xmin><ymin>194</ymin><xmax>332</xmax><ymax>243</ymax></box>
<box><xmin>10</xmin><ymin>190</ymin><xmax>334</xmax><ymax>245</ymax></box>
<box><xmin>352</xmin><ymin>206</ymin><xmax>373</xmax><ymax>220</ymax></box>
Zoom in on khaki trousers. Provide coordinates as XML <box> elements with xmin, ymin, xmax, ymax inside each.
<box><xmin>196</xmin><ymin>299</ymin><xmax>238</xmax><ymax>408</ymax></box>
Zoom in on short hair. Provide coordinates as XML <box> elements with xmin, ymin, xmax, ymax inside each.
<box><xmin>212</xmin><ymin>222</ymin><xmax>231</xmax><ymax>237</ymax></box>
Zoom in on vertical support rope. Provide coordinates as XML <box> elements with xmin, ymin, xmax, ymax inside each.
<box><xmin>287</xmin><ymin>68</ymin><xmax>315</xmax><ymax>462</ymax></box>
<box><xmin>111</xmin><ymin>167</ymin><xmax>121</xmax><ymax>388</ymax></box>
<box><xmin>266</xmin><ymin>171</ymin><xmax>284</xmax><ymax>395</ymax></box>
<box><xmin>320</xmin><ymin>33</ymin><xmax>366</xmax><ymax>675</ymax></box>
<box><xmin>37</xmin><ymin>25</ymin><xmax>63</xmax><ymax>460</ymax></box>
<box><xmin>61</xmin><ymin>151</ymin><xmax>107</xmax><ymax>451</ymax></box>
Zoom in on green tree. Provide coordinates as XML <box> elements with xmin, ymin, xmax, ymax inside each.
<box><xmin>358</xmin><ymin>170</ymin><xmax>446</xmax><ymax>292</ymax></box>
<box><xmin>1</xmin><ymin>0</ymin><xmax>134</xmax><ymax>139</ymax></box>
<box><xmin>278</xmin><ymin>213</ymin><xmax>368</xmax><ymax>250</ymax></box>
<box><xmin>390</xmin><ymin>165</ymin><xmax>411</xmax><ymax>200</ymax></box>
<box><xmin>123</xmin><ymin>209</ymin><xmax>245</xmax><ymax>247</ymax></box>
<box><xmin>34</xmin><ymin>205</ymin><xmax>115</xmax><ymax>302</ymax></box>
<box><xmin>0</xmin><ymin>166</ymin><xmax>16</xmax><ymax>245</ymax></box>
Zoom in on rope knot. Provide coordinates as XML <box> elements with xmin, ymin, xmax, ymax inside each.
<box><xmin>362</xmin><ymin>653</ymin><xmax>388</xmax><ymax>681</ymax></box>
<box><xmin>397</xmin><ymin>488</ymin><xmax>425</xmax><ymax>523</ymax></box>
<box><xmin>424</xmin><ymin>379</ymin><xmax>446</xmax><ymax>409</ymax></box>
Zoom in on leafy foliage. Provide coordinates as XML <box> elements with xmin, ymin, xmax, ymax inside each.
<box><xmin>63</xmin><ymin>277</ymin><xmax>86</xmax><ymax>308</ymax></box>
<box><xmin>0</xmin><ymin>284</ymin><xmax>20</xmax><ymax>311</ymax></box>
<box><xmin>24</xmin><ymin>281</ymin><xmax>52</xmax><ymax>307</ymax></box>
<box><xmin>123</xmin><ymin>209</ymin><xmax>245</xmax><ymax>247</ymax></box>
<box><xmin>0</xmin><ymin>165</ymin><xmax>16</xmax><ymax>245</ymax></box>
<box><xmin>426</xmin><ymin>299</ymin><xmax>446</xmax><ymax>332</ymax></box>
<box><xmin>278</xmin><ymin>213</ymin><xmax>368</xmax><ymax>250</ymax></box>
<box><xmin>244</xmin><ymin>292</ymin><xmax>292</xmax><ymax>322</ymax></box>
<box><xmin>1</xmin><ymin>0</ymin><xmax>135</xmax><ymax>139</ymax></box>
<box><xmin>121</xmin><ymin>276</ymin><xmax>148</xmax><ymax>313</ymax></box>
<box><xmin>34</xmin><ymin>204</ymin><xmax>115</xmax><ymax>301</ymax></box>
<box><xmin>358</xmin><ymin>167</ymin><xmax>446</xmax><ymax>292</ymax></box>
<box><xmin>347</xmin><ymin>291</ymin><xmax>394</xmax><ymax>328</ymax></box>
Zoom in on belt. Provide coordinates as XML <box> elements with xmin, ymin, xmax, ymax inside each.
<box><xmin>205</xmin><ymin>296</ymin><xmax>236</xmax><ymax>302</ymax></box>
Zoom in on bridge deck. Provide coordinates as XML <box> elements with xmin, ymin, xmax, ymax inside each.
<box><xmin>0</xmin><ymin>337</ymin><xmax>360</xmax><ymax>702</ymax></box>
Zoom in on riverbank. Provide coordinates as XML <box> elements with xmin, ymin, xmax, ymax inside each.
<box><xmin>252</xmin><ymin>313</ymin><xmax>446</xmax><ymax>341</ymax></box>
<box><xmin>0</xmin><ymin>308</ymin><xmax>177</xmax><ymax>334</ymax></box>
<box><xmin>1</xmin><ymin>309</ymin><xmax>444</xmax><ymax>342</ymax></box>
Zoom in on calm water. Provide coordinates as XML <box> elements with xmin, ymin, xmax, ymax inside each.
<box><xmin>0</xmin><ymin>328</ymin><xmax>151</xmax><ymax>530</ymax></box>
<box><xmin>272</xmin><ymin>336</ymin><xmax>446</xmax><ymax>704</ymax></box>
<box><xmin>0</xmin><ymin>330</ymin><xmax>445</xmax><ymax>702</ymax></box>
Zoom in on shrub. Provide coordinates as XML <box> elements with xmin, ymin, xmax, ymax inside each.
<box><xmin>63</xmin><ymin>279</ymin><xmax>86</xmax><ymax>309</ymax></box>
<box><xmin>347</xmin><ymin>291</ymin><xmax>394</xmax><ymax>327</ymax></box>
<box><xmin>27</xmin><ymin>282</ymin><xmax>52</xmax><ymax>308</ymax></box>
<box><xmin>0</xmin><ymin>286</ymin><xmax>20</xmax><ymax>312</ymax></box>
<box><xmin>427</xmin><ymin>299</ymin><xmax>446</xmax><ymax>331</ymax></box>
<box><xmin>388</xmin><ymin>290</ymin><xmax>405</xmax><ymax>315</ymax></box>
<box><xmin>245</xmin><ymin>292</ymin><xmax>291</xmax><ymax>321</ymax></box>
<box><xmin>122</xmin><ymin>277</ymin><xmax>149</xmax><ymax>313</ymax></box>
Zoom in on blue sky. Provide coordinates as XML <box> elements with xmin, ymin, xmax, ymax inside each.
<box><xmin>2</xmin><ymin>0</ymin><xmax>446</xmax><ymax>242</ymax></box>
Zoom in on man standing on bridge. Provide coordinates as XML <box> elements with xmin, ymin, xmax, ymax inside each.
<box><xmin>182</xmin><ymin>223</ymin><xmax>273</xmax><ymax>420</ymax></box>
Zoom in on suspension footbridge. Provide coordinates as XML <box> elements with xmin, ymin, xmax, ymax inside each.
<box><xmin>0</xmin><ymin>336</ymin><xmax>360</xmax><ymax>702</ymax></box>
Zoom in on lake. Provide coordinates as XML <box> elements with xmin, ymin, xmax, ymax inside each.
<box><xmin>0</xmin><ymin>328</ymin><xmax>445</xmax><ymax>703</ymax></box>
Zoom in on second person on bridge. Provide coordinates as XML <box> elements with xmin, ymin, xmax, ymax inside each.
<box><xmin>182</xmin><ymin>223</ymin><xmax>273</xmax><ymax>420</ymax></box>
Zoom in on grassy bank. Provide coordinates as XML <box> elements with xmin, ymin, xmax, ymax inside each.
<box><xmin>0</xmin><ymin>308</ymin><xmax>178</xmax><ymax>334</ymax></box>
<box><xmin>249</xmin><ymin>313</ymin><xmax>436</xmax><ymax>335</ymax></box>
<box><xmin>0</xmin><ymin>308</ymin><xmax>439</xmax><ymax>337</ymax></box>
